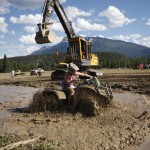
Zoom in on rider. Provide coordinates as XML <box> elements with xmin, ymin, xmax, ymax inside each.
<box><xmin>60</xmin><ymin>63</ymin><xmax>91</xmax><ymax>105</ymax></box>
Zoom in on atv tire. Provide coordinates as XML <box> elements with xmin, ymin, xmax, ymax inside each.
<box><xmin>30</xmin><ymin>90</ymin><xmax>61</xmax><ymax>112</ymax></box>
<box><xmin>72</xmin><ymin>86</ymin><xmax>100</xmax><ymax>117</ymax></box>
<box><xmin>42</xmin><ymin>91</ymin><xmax>61</xmax><ymax>112</ymax></box>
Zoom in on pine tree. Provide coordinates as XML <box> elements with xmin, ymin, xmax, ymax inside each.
<box><xmin>2</xmin><ymin>54</ymin><xmax>9</xmax><ymax>73</ymax></box>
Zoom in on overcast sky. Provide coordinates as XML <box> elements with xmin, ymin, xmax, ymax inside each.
<box><xmin>0</xmin><ymin>0</ymin><xmax>150</xmax><ymax>58</ymax></box>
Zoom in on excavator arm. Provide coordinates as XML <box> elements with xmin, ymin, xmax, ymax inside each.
<box><xmin>35</xmin><ymin>0</ymin><xmax>57</xmax><ymax>44</ymax></box>
<box><xmin>35</xmin><ymin>0</ymin><xmax>76</xmax><ymax>44</ymax></box>
<box><xmin>52</xmin><ymin>0</ymin><xmax>76</xmax><ymax>38</ymax></box>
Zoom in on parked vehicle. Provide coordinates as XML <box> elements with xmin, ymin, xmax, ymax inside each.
<box><xmin>30</xmin><ymin>68</ymin><xmax>44</xmax><ymax>76</ymax></box>
<box><xmin>143</xmin><ymin>64</ymin><xmax>150</xmax><ymax>69</ymax></box>
<box><xmin>15</xmin><ymin>70</ymin><xmax>25</xmax><ymax>76</ymax></box>
<box><xmin>136</xmin><ymin>64</ymin><xmax>144</xmax><ymax>69</ymax></box>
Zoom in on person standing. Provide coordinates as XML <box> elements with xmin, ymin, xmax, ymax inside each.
<box><xmin>11</xmin><ymin>70</ymin><xmax>15</xmax><ymax>78</ymax></box>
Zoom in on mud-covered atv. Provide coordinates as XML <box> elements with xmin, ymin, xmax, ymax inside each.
<box><xmin>31</xmin><ymin>76</ymin><xmax>113</xmax><ymax>117</ymax></box>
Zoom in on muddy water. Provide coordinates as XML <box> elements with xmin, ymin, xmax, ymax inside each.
<box><xmin>113</xmin><ymin>92</ymin><xmax>144</xmax><ymax>103</ymax></box>
<box><xmin>0</xmin><ymin>85</ymin><xmax>38</xmax><ymax>103</ymax></box>
<box><xmin>0</xmin><ymin>85</ymin><xmax>149</xmax><ymax>149</ymax></box>
<box><xmin>0</xmin><ymin>85</ymin><xmax>38</xmax><ymax>119</ymax></box>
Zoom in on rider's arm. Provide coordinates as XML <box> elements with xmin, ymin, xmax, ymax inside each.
<box><xmin>76</xmin><ymin>72</ymin><xmax>91</xmax><ymax>78</ymax></box>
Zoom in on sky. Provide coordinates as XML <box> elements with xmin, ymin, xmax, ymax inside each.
<box><xmin>0</xmin><ymin>0</ymin><xmax>150</xmax><ymax>58</ymax></box>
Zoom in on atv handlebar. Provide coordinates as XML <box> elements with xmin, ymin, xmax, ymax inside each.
<box><xmin>84</xmin><ymin>76</ymin><xmax>101</xmax><ymax>87</ymax></box>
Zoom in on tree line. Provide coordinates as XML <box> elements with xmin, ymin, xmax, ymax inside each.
<box><xmin>0</xmin><ymin>52</ymin><xmax>150</xmax><ymax>73</ymax></box>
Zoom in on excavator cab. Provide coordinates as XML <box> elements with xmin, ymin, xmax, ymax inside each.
<box><xmin>35</xmin><ymin>23</ymin><xmax>58</xmax><ymax>44</ymax></box>
<box><xmin>66</xmin><ymin>37</ymin><xmax>99</xmax><ymax>68</ymax></box>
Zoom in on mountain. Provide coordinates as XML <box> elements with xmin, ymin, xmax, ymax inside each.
<box><xmin>31</xmin><ymin>37</ymin><xmax>150</xmax><ymax>58</ymax></box>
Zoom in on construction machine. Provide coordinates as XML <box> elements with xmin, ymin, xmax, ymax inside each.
<box><xmin>35</xmin><ymin>0</ymin><xmax>99</xmax><ymax>75</ymax></box>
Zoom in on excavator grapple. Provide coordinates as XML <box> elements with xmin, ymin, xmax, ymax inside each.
<box><xmin>35</xmin><ymin>25</ymin><xmax>58</xmax><ymax>44</ymax></box>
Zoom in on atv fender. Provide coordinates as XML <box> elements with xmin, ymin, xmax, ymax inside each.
<box><xmin>42</xmin><ymin>88</ymin><xmax>66</xmax><ymax>100</ymax></box>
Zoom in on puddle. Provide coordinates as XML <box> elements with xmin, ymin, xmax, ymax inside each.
<box><xmin>113</xmin><ymin>92</ymin><xmax>145</xmax><ymax>103</ymax></box>
<box><xmin>0</xmin><ymin>85</ymin><xmax>38</xmax><ymax>120</ymax></box>
<box><xmin>0</xmin><ymin>85</ymin><xmax>38</xmax><ymax>103</ymax></box>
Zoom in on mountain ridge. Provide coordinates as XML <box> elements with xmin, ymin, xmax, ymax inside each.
<box><xmin>32</xmin><ymin>37</ymin><xmax>150</xmax><ymax>58</ymax></box>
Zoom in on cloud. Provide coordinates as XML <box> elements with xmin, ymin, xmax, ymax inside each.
<box><xmin>19</xmin><ymin>34</ymin><xmax>36</xmax><ymax>44</ymax></box>
<box><xmin>26</xmin><ymin>45</ymin><xmax>39</xmax><ymax>53</ymax></box>
<box><xmin>75</xmin><ymin>18</ymin><xmax>107</xmax><ymax>31</ymax></box>
<box><xmin>0</xmin><ymin>43</ymin><xmax>39</xmax><ymax>58</ymax></box>
<box><xmin>0</xmin><ymin>0</ymin><xmax>11</xmax><ymax>7</ymax></box>
<box><xmin>51</xmin><ymin>22</ymin><xmax>64</xmax><ymax>32</ymax></box>
<box><xmin>98</xmin><ymin>35</ymin><xmax>104</xmax><ymax>38</ymax></box>
<box><xmin>146</xmin><ymin>18</ymin><xmax>150</xmax><ymax>26</ymax></box>
<box><xmin>4</xmin><ymin>0</ymin><xmax>66</xmax><ymax>10</ymax></box>
<box><xmin>6</xmin><ymin>0</ymin><xmax>43</xmax><ymax>9</ymax></box>
<box><xmin>0</xmin><ymin>6</ymin><xmax>10</xmax><ymax>14</ymax></box>
<box><xmin>60</xmin><ymin>0</ymin><xmax>67</xmax><ymax>3</ymax></box>
<box><xmin>11</xmin><ymin>30</ymin><xmax>15</xmax><ymax>35</ymax></box>
<box><xmin>0</xmin><ymin>35</ymin><xmax>4</xmax><ymax>38</ymax></box>
<box><xmin>10</xmin><ymin>14</ymin><xmax>41</xmax><ymax>25</ymax></box>
<box><xmin>110</xmin><ymin>34</ymin><xmax>150</xmax><ymax>47</ymax></box>
<box><xmin>65</xmin><ymin>6</ymin><xmax>93</xmax><ymax>21</ymax></box>
<box><xmin>141</xmin><ymin>36</ymin><xmax>150</xmax><ymax>47</ymax></box>
<box><xmin>0</xmin><ymin>41</ymin><xmax>6</xmax><ymax>44</ymax></box>
<box><xmin>99</xmin><ymin>6</ymin><xmax>136</xmax><ymax>28</ymax></box>
<box><xmin>0</xmin><ymin>17</ymin><xmax>8</xmax><ymax>33</ymax></box>
<box><xmin>24</xmin><ymin>26</ymin><xmax>36</xmax><ymax>33</ymax></box>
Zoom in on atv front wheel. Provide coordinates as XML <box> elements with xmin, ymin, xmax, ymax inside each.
<box><xmin>72</xmin><ymin>86</ymin><xmax>100</xmax><ymax>117</ymax></box>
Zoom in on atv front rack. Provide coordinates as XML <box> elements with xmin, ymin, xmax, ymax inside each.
<box><xmin>96</xmin><ymin>84</ymin><xmax>113</xmax><ymax>100</ymax></box>
<box><xmin>86</xmin><ymin>76</ymin><xmax>113</xmax><ymax>100</ymax></box>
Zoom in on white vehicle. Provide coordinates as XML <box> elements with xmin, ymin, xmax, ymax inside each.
<box><xmin>30</xmin><ymin>68</ymin><xmax>44</xmax><ymax>76</ymax></box>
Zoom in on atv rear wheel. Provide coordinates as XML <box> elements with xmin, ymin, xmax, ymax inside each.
<box><xmin>30</xmin><ymin>90</ymin><xmax>61</xmax><ymax>112</ymax></box>
<box><xmin>42</xmin><ymin>92</ymin><xmax>61</xmax><ymax>112</ymax></box>
<box><xmin>30</xmin><ymin>91</ymin><xmax>45</xmax><ymax>112</ymax></box>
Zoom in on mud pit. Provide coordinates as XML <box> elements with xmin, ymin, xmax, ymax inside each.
<box><xmin>0</xmin><ymin>73</ymin><xmax>150</xmax><ymax>150</ymax></box>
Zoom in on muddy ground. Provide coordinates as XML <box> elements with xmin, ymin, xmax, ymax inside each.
<box><xmin>0</xmin><ymin>72</ymin><xmax>150</xmax><ymax>150</ymax></box>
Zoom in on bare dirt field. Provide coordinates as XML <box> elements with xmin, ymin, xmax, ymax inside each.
<box><xmin>0</xmin><ymin>69</ymin><xmax>150</xmax><ymax>150</ymax></box>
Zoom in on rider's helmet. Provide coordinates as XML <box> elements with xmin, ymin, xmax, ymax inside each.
<box><xmin>69</xmin><ymin>63</ymin><xmax>79</xmax><ymax>74</ymax></box>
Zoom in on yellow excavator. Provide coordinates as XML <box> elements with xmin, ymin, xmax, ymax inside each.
<box><xmin>35</xmin><ymin>0</ymin><xmax>99</xmax><ymax>79</ymax></box>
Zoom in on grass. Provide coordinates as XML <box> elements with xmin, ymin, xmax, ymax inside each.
<box><xmin>0</xmin><ymin>71</ymin><xmax>51</xmax><ymax>80</ymax></box>
<box><xmin>0</xmin><ymin>69</ymin><xmax>149</xmax><ymax>80</ymax></box>
<box><xmin>0</xmin><ymin>135</ymin><xmax>63</xmax><ymax>150</ymax></box>
<box><xmin>100</xmin><ymin>68</ymin><xmax>150</xmax><ymax>74</ymax></box>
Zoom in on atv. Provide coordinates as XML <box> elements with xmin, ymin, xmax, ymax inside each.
<box><xmin>30</xmin><ymin>73</ymin><xmax>113</xmax><ymax>117</ymax></box>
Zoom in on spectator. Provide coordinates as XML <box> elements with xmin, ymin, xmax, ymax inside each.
<box><xmin>11</xmin><ymin>70</ymin><xmax>15</xmax><ymax>78</ymax></box>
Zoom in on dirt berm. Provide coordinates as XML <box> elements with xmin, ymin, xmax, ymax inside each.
<box><xmin>0</xmin><ymin>73</ymin><xmax>150</xmax><ymax>150</ymax></box>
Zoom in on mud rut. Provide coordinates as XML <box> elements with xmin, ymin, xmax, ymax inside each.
<box><xmin>0</xmin><ymin>74</ymin><xmax>150</xmax><ymax>149</ymax></box>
